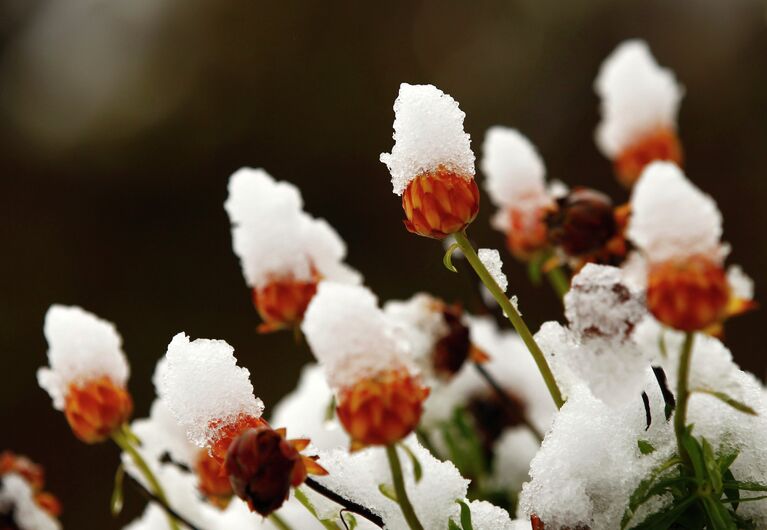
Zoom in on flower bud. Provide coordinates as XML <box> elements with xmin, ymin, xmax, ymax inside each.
<box><xmin>504</xmin><ymin>207</ymin><xmax>551</xmax><ymax>261</ymax></box>
<box><xmin>402</xmin><ymin>167</ymin><xmax>480</xmax><ymax>239</ymax></box>
<box><xmin>208</xmin><ymin>415</ymin><xmax>269</xmax><ymax>464</ymax></box>
<box><xmin>432</xmin><ymin>304</ymin><xmax>483</xmax><ymax>379</ymax></box>
<box><xmin>225</xmin><ymin>427</ymin><xmax>326</xmax><ymax>516</ymax></box>
<box><xmin>647</xmin><ymin>256</ymin><xmax>730</xmax><ymax>332</ymax></box>
<box><xmin>546</xmin><ymin>188</ymin><xmax>616</xmax><ymax>258</ymax></box>
<box><xmin>63</xmin><ymin>376</ymin><xmax>133</xmax><ymax>444</ymax></box>
<box><xmin>336</xmin><ymin>370</ymin><xmax>430</xmax><ymax>450</ymax></box>
<box><xmin>252</xmin><ymin>273</ymin><xmax>319</xmax><ymax>333</ymax></box>
<box><xmin>0</xmin><ymin>453</ymin><xmax>44</xmax><ymax>491</ymax></box>
<box><xmin>195</xmin><ymin>450</ymin><xmax>232</xmax><ymax>509</ymax></box>
<box><xmin>614</xmin><ymin>128</ymin><xmax>682</xmax><ymax>188</ymax></box>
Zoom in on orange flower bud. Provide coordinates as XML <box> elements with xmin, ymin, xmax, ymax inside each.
<box><xmin>614</xmin><ymin>128</ymin><xmax>683</xmax><ymax>188</ymax></box>
<box><xmin>253</xmin><ymin>274</ymin><xmax>319</xmax><ymax>333</ymax></box>
<box><xmin>647</xmin><ymin>256</ymin><xmax>730</xmax><ymax>332</ymax></box>
<box><xmin>402</xmin><ymin>167</ymin><xmax>480</xmax><ymax>239</ymax></box>
<box><xmin>195</xmin><ymin>450</ymin><xmax>233</xmax><ymax>509</ymax></box>
<box><xmin>34</xmin><ymin>492</ymin><xmax>62</xmax><ymax>518</ymax></box>
<box><xmin>336</xmin><ymin>370</ymin><xmax>430</xmax><ymax>450</ymax></box>
<box><xmin>225</xmin><ymin>427</ymin><xmax>326</xmax><ymax>516</ymax></box>
<box><xmin>63</xmin><ymin>376</ymin><xmax>132</xmax><ymax>443</ymax></box>
<box><xmin>208</xmin><ymin>415</ymin><xmax>269</xmax><ymax>464</ymax></box>
<box><xmin>547</xmin><ymin>188</ymin><xmax>617</xmax><ymax>259</ymax></box>
<box><xmin>504</xmin><ymin>207</ymin><xmax>551</xmax><ymax>261</ymax></box>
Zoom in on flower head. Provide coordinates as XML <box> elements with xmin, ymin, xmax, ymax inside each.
<box><xmin>302</xmin><ymin>283</ymin><xmax>430</xmax><ymax>448</ymax></box>
<box><xmin>225</xmin><ymin>427</ymin><xmax>327</xmax><ymax>516</ymax></box>
<box><xmin>595</xmin><ymin>40</ymin><xmax>684</xmax><ymax>186</ymax></box>
<box><xmin>158</xmin><ymin>333</ymin><xmax>266</xmax><ymax>461</ymax></box>
<box><xmin>0</xmin><ymin>453</ymin><xmax>61</xmax><ymax>530</ymax></box>
<box><xmin>37</xmin><ymin>305</ymin><xmax>132</xmax><ymax>443</ymax></box>
<box><xmin>380</xmin><ymin>84</ymin><xmax>479</xmax><ymax>238</ymax></box>
<box><xmin>628</xmin><ymin>162</ymin><xmax>736</xmax><ymax>331</ymax></box>
<box><xmin>482</xmin><ymin>127</ymin><xmax>556</xmax><ymax>260</ymax></box>
<box><xmin>225</xmin><ymin>168</ymin><xmax>360</xmax><ymax>331</ymax></box>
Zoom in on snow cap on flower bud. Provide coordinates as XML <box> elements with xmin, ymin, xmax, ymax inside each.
<box><xmin>225</xmin><ymin>168</ymin><xmax>361</xmax><ymax>331</ymax></box>
<box><xmin>595</xmin><ymin>40</ymin><xmax>684</xmax><ymax>186</ymax></box>
<box><xmin>302</xmin><ymin>283</ymin><xmax>429</xmax><ymax>448</ymax></box>
<box><xmin>380</xmin><ymin>84</ymin><xmax>479</xmax><ymax>238</ymax></box>
<box><xmin>37</xmin><ymin>305</ymin><xmax>132</xmax><ymax>443</ymax></box>
<box><xmin>225</xmin><ymin>427</ymin><xmax>326</xmax><ymax>516</ymax></box>
<box><xmin>628</xmin><ymin>162</ymin><xmax>723</xmax><ymax>264</ymax></box>
<box><xmin>158</xmin><ymin>333</ymin><xmax>265</xmax><ymax>461</ymax></box>
<box><xmin>481</xmin><ymin>127</ymin><xmax>556</xmax><ymax>260</ymax></box>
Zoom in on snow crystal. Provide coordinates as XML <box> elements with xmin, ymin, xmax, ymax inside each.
<box><xmin>727</xmin><ymin>264</ymin><xmax>754</xmax><ymax>300</ymax></box>
<box><xmin>628</xmin><ymin>162</ymin><xmax>722</xmax><ymax>263</ymax></box>
<box><xmin>158</xmin><ymin>333</ymin><xmax>264</xmax><ymax>448</ymax></box>
<box><xmin>0</xmin><ymin>474</ymin><xmax>61</xmax><ymax>530</ymax></box>
<box><xmin>384</xmin><ymin>293</ymin><xmax>449</xmax><ymax>375</ymax></box>
<box><xmin>565</xmin><ymin>264</ymin><xmax>646</xmax><ymax>340</ymax></box>
<box><xmin>595</xmin><ymin>40</ymin><xmax>683</xmax><ymax>157</ymax></box>
<box><xmin>302</xmin><ymin>282</ymin><xmax>412</xmax><ymax>389</ymax></box>
<box><xmin>380</xmin><ymin>83</ymin><xmax>475</xmax><ymax>195</ymax></box>
<box><xmin>37</xmin><ymin>305</ymin><xmax>129</xmax><ymax>410</ymax></box>
<box><xmin>481</xmin><ymin>127</ymin><xmax>548</xmax><ymax>211</ymax></box>
<box><xmin>130</xmin><ymin>398</ymin><xmax>199</xmax><ymax>468</ymax></box>
<box><xmin>478</xmin><ymin>248</ymin><xmax>508</xmax><ymax>292</ymax></box>
<box><xmin>269</xmin><ymin>363</ymin><xmax>349</xmax><ymax>451</ymax></box>
<box><xmin>225</xmin><ymin>167</ymin><xmax>360</xmax><ymax>289</ymax></box>
<box><xmin>308</xmin><ymin>437</ymin><xmax>469</xmax><ymax>530</ymax></box>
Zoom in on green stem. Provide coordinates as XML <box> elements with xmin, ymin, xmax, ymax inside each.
<box><xmin>385</xmin><ymin>445</ymin><xmax>424</xmax><ymax>530</ymax></box>
<box><xmin>674</xmin><ymin>332</ymin><xmax>695</xmax><ymax>468</ymax></box>
<box><xmin>452</xmin><ymin>231</ymin><xmax>565</xmax><ymax>409</ymax></box>
<box><xmin>545</xmin><ymin>265</ymin><xmax>570</xmax><ymax>302</ymax></box>
<box><xmin>270</xmin><ymin>513</ymin><xmax>295</xmax><ymax>530</ymax></box>
<box><xmin>112</xmin><ymin>426</ymin><xmax>180</xmax><ymax>530</ymax></box>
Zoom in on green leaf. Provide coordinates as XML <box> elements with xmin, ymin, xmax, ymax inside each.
<box><xmin>378</xmin><ymin>483</ymin><xmax>398</xmax><ymax>502</ymax></box>
<box><xmin>399</xmin><ymin>443</ymin><xmax>423</xmax><ymax>483</ymax></box>
<box><xmin>443</xmin><ymin>243</ymin><xmax>460</xmax><ymax>273</ymax></box>
<box><xmin>701</xmin><ymin>438</ymin><xmax>723</xmax><ymax>494</ymax></box>
<box><xmin>722</xmin><ymin>481</ymin><xmax>767</xmax><ymax>492</ymax></box>
<box><xmin>692</xmin><ymin>388</ymin><xmax>758</xmax><ymax>416</ymax></box>
<box><xmin>621</xmin><ymin>457</ymin><xmax>683</xmax><ymax>529</ymax></box>
<box><xmin>458</xmin><ymin>500</ymin><xmax>474</xmax><ymax>530</ymax></box>
<box><xmin>110</xmin><ymin>464</ymin><xmax>125</xmax><ymax>516</ymax></box>
<box><xmin>448</xmin><ymin>519</ymin><xmax>463</xmax><ymax>530</ymax></box>
<box><xmin>722</xmin><ymin>469</ymin><xmax>740</xmax><ymax>512</ymax></box>
<box><xmin>638</xmin><ymin>440</ymin><xmax>656</xmax><ymax>455</ymax></box>
<box><xmin>718</xmin><ymin>450</ymin><xmax>739</xmax><ymax>474</ymax></box>
<box><xmin>630</xmin><ymin>495</ymin><xmax>696</xmax><ymax>530</ymax></box>
<box><xmin>681</xmin><ymin>429</ymin><xmax>706</xmax><ymax>482</ymax></box>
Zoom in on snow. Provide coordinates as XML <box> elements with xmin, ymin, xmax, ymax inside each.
<box><xmin>158</xmin><ymin>333</ymin><xmax>264</xmax><ymax>448</ymax></box>
<box><xmin>38</xmin><ymin>304</ymin><xmax>129</xmax><ymax>410</ymax></box>
<box><xmin>595</xmin><ymin>39</ymin><xmax>683</xmax><ymax>157</ymax></box>
<box><xmin>478</xmin><ymin>248</ymin><xmax>508</xmax><ymax>292</ymax></box>
<box><xmin>380</xmin><ymin>83</ymin><xmax>475</xmax><ymax>195</ymax></box>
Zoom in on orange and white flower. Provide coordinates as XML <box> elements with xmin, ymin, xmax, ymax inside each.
<box><xmin>481</xmin><ymin>127</ymin><xmax>560</xmax><ymax>261</ymax></box>
<box><xmin>595</xmin><ymin>40</ymin><xmax>684</xmax><ymax>187</ymax></box>
<box><xmin>37</xmin><ymin>305</ymin><xmax>132</xmax><ymax>443</ymax></box>
<box><xmin>225</xmin><ymin>168</ymin><xmax>360</xmax><ymax>332</ymax></box>
<box><xmin>302</xmin><ymin>283</ymin><xmax>430</xmax><ymax>450</ymax></box>
<box><xmin>380</xmin><ymin>84</ymin><xmax>479</xmax><ymax>239</ymax></box>
<box><xmin>0</xmin><ymin>452</ymin><xmax>61</xmax><ymax>530</ymax></box>
<box><xmin>628</xmin><ymin>162</ymin><xmax>751</xmax><ymax>331</ymax></box>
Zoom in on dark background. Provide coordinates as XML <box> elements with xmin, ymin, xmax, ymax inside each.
<box><xmin>1</xmin><ymin>0</ymin><xmax>765</xmax><ymax>527</ymax></box>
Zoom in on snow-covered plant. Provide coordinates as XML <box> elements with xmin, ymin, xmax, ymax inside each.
<box><xmin>6</xmin><ymin>38</ymin><xmax>764</xmax><ymax>530</ymax></box>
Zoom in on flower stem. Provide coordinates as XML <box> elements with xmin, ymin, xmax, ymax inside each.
<box><xmin>385</xmin><ymin>445</ymin><xmax>424</xmax><ymax>530</ymax></box>
<box><xmin>452</xmin><ymin>231</ymin><xmax>565</xmax><ymax>409</ymax></box>
<box><xmin>303</xmin><ymin>479</ymin><xmax>384</xmax><ymax>528</ymax></box>
<box><xmin>674</xmin><ymin>332</ymin><xmax>695</xmax><ymax>468</ymax></box>
<box><xmin>545</xmin><ymin>265</ymin><xmax>570</xmax><ymax>302</ymax></box>
<box><xmin>112</xmin><ymin>426</ymin><xmax>180</xmax><ymax>530</ymax></box>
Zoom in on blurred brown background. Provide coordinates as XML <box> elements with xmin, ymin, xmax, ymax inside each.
<box><xmin>1</xmin><ymin>0</ymin><xmax>766</xmax><ymax>527</ymax></box>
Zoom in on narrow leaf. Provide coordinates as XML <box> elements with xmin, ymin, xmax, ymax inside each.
<box><xmin>692</xmin><ymin>388</ymin><xmax>758</xmax><ymax>416</ymax></box>
<box><xmin>378</xmin><ymin>483</ymin><xmax>398</xmax><ymax>502</ymax></box>
<box><xmin>399</xmin><ymin>443</ymin><xmax>423</xmax><ymax>483</ymax></box>
<box><xmin>448</xmin><ymin>519</ymin><xmax>463</xmax><ymax>530</ymax></box>
<box><xmin>443</xmin><ymin>243</ymin><xmax>460</xmax><ymax>273</ymax></box>
<box><xmin>110</xmin><ymin>464</ymin><xmax>125</xmax><ymax>516</ymax></box>
<box><xmin>722</xmin><ymin>469</ymin><xmax>740</xmax><ymax>512</ymax></box>
<box><xmin>458</xmin><ymin>500</ymin><xmax>474</xmax><ymax>530</ymax></box>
